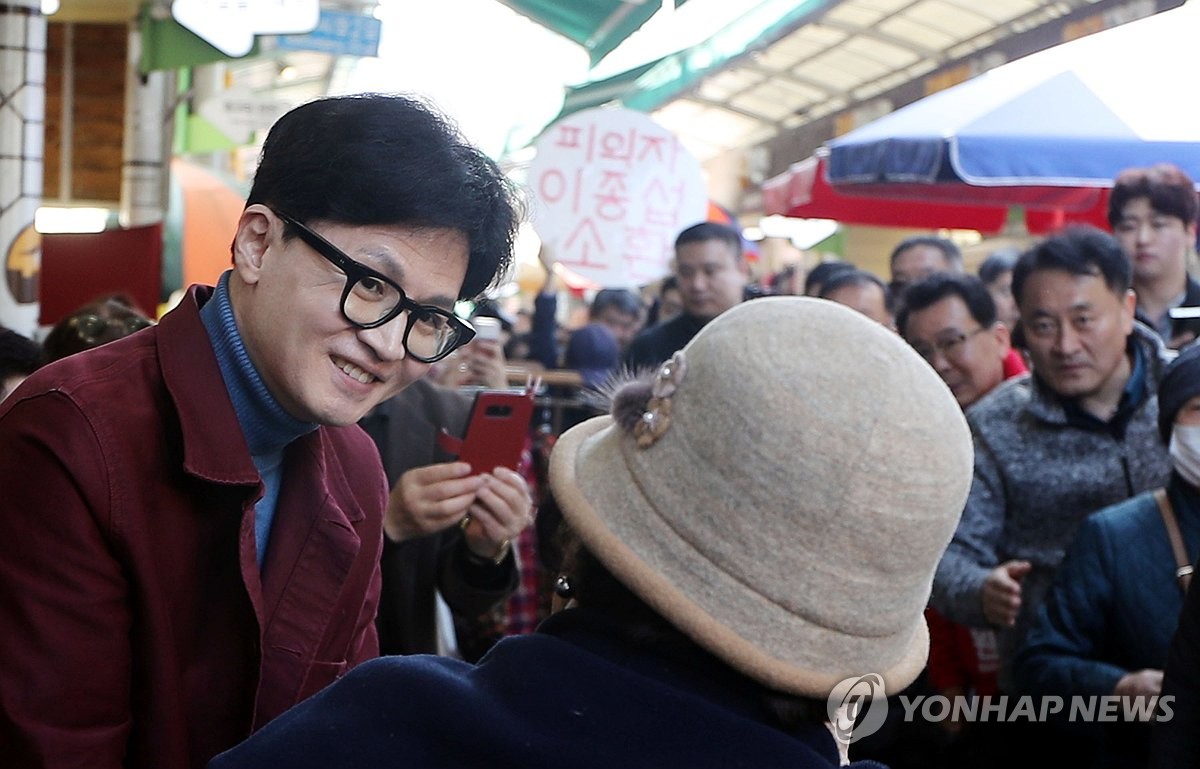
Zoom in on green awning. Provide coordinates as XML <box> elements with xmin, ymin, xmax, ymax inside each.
<box><xmin>496</xmin><ymin>0</ymin><xmax>687</xmax><ymax>66</ymax></box>
<box><xmin>558</xmin><ymin>0</ymin><xmax>834</xmax><ymax>117</ymax></box>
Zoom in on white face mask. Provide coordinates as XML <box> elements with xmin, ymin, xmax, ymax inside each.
<box><xmin>1170</xmin><ymin>424</ymin><xmax>1200</xmax><ymax>488</ymax></box>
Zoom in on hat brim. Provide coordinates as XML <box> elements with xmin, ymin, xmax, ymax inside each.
<box><xmin>549</xmin><ymin>414</ymin><xmax>930</xmax><ymax>699</ymax></box>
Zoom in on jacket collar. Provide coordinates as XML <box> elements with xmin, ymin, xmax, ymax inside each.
<box><xmin>158</xmin><ymin>285</ymin><xmax>261</xmax><ymax>486</ymax></box>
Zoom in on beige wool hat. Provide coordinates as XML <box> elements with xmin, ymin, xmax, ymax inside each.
<box><xmin>549</xmin><ymin>296</ymin><xmax>973</xmax><ymax>698</ymax></box>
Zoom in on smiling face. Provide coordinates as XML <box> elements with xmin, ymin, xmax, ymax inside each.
<box><xmin>1018</xmin><ymin>269</ymin><xmax>1136</xmax><ymax>407</ymax></box>
<box><xmin>229</xmin><ymin>206</ymin><xmax>468</xmax><ymax>426</ymax></box>
<box><xmin>903</xmin><ymin>294</ymin><xmax>1010</xmax><ymax>408</ymax></box>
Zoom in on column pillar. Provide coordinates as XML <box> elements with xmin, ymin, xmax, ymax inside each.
<box><xmin>0</xmin><ymin>0</ymin><xmax>46</xmax><ymax>335</ymax></box>
<box><xmin>119</xmin><ymin>22</ymin><xmax>174</xmax><ymax>228</ymax></box>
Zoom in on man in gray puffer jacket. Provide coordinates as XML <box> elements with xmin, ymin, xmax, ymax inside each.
<box><xmin>931</xmin><ymin>226</ymin><xmax>1173</xmax><ymax>695</ymax></box>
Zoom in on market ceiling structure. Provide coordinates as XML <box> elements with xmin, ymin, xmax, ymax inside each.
<box><xmin>494</xmin><ymin>0</ymin><xmax>690</xmax><ymax>66</ymax></box>
<box><xmin>503</xmin><ymin>0</ymin><xmax>1182</xmax><ymax>170</ymax></box>
<box><xmin>45</xmin><ymin>0</ymin><xmax>1180</xmax><ymax>183</ymax></box>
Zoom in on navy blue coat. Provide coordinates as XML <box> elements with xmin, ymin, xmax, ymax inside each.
<box><xmin>208</xmin><ymin>608</ymin><xmax>885</xmax><ymax>769</ymax></box>
<box><xmin>1013</xmin><ymin>475</ymin><xmax>1200</xmax><ymax>767</ymax></box>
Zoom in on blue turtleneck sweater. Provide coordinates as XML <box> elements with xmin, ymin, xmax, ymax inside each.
<box><xmin>200</xmin><ymin>271</ymin><xmax>317</xmax><ymax>566</ymax></box>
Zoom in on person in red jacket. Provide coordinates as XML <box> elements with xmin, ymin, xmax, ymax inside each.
<box><xmin>896</xmin><ymin>272</ymin><xmax>1026</xmax><ymax>766</ymax></box>
<box><xmin>0</xmin><ymin>94</ymin><xmax>523</xmax><ymax>769</ymax></box>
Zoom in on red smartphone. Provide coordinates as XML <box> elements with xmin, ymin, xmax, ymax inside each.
<box><xmin>437</xmin><ymin>388</ymin><xmax>535</xmax><ymax>474</ymax></box>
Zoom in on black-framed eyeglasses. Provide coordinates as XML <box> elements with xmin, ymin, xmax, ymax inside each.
<box><xmin>910</xmin><ymin>326</ymin><xmax>988</xmax><ymax>363</ymax></box>
<box><xmin>274</xmin><ymin>210</ymin><xmax>475</xmax><ymax>363</ymax></box>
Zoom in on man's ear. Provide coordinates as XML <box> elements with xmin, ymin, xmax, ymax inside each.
<box><xmin>991</xmin><ymin>321</ymin><xmax>1012</xmax><ymax>355</ymax></box>
<box><xmin>1121</xmin><ymin>287</ymin><xmax>1137</xmax><ymax>333</ymax></box>
<box><xmin>231</xmin><ymin>205</ymin><xmax>274</xmax><ymax>285</ymax></box>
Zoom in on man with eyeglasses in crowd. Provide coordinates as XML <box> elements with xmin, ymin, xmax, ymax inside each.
<box><xmin>896</xmin><ymin>272</ymin><xmax>1025</xmax><ymax>766</ymax></box>
<box><xmin>930</xmin><ymin>226</ymin><xmax>1173</xmax><ymax>767</ymax></box>
<box><xmin>0</xmin><ymin>94</ymin><xmax>526</xmax><ymax>769</ymax></box>
<box><xmin>899</xmin><ymin>273</ymin><xmax>1024</xmax><ymax>410</ymax></box>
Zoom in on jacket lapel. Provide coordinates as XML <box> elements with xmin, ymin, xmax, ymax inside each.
<box><xmin>258</xmin><ymin>432</ymin><xmax>363</xmax><ymax>663</ymax></box>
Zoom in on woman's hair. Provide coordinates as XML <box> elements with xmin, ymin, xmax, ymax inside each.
<box><xmin>555</xmin><ymin>524</ymin><xmax>829</xmax><ymax>732</ymax></box>
<box><xmin>42</xmin><ymin>293</ymin><xmax>154</xmax><ymax>363</ymax></box>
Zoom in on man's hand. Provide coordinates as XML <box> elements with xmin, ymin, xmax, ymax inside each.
<box><xmin>465</xmin><ymin>339</ymin><xmax>508</xmax><ymax>389</ymax></box>
<box><xmin>538</xmin><ymin>245</ymin><xmax>560</xmax><ymax>293</ymax></box>
<box><xmin>1114</xmin><ymin>669</ymin><xmax>1165</xmax><ymax>721</ymax></box>
<box><xmin>384</xmin><ymin>462</ymin><xmax>483</xmax><ymax>543</ymax></box>
<box><xmin>430</xmin><ymin>339</ymin><xmax>508</xmax><ymax>390</ymax></box>
<box><xmin>460</xmin><ymin>467</ymin><xmax>534</xmax><ymax>562</ymax></box>
<box><xmin>1114</xmin><ymin>669</ymin><xmax>1163</xmax><ymax>698</ymax></box>
<box><xmin>981</xmin><ymin>559</ymin><xmax>1032</xmax><ymax>627</ymax></box>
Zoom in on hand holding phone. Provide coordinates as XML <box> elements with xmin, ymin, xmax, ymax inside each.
<box><xmin>437</xmin><ymin>385</ymin><xmax>535</xmax><ymax>474</ymax></box>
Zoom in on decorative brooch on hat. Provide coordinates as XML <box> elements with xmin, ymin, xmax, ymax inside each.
<box><xmin>609</xmin><ymin>351</ymin><xmax>687</xmax><ymax>448</ymax></box>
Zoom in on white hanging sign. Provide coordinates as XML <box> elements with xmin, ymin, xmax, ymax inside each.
<box><xmin>529</xmin><ymin>107</ymin><xmax>707</xmax><ymax>289</ymax></box>
<box><xmin>172</xmin><ymin>0</ymin><xmax>320</xmax><ymax>57</ymax></box>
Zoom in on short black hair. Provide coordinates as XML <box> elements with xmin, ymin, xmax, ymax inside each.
<box><xmin>590</xmin><ymin>288</ymin><xmax>643</xmax><ymax>320</ymax></box>
<box><xmin>1011</xmin><ymin>225</ymin><xmax>1132</xmax><ymax>309</ymax></box>
<box><xmin>0</xmin><ymin>328</ymin><xmax>42</xmax><ymax>380</ymax></box>
<box><xmin>819</xmin><ymin>269</ymin><xmax>894</xmax><ymax>316</ymax></box>
<box><xmin>803</xmin><ymin>261</ymin><xmax>854</xmax><ymax>296</ymax></box>
<box><xmin>889</xmin><ymin>235</ymin><xmax>963</xmax><ymax>268</ymax></box>
<box><xmin>897</xmin><ymin>273</ymin><xmax>998</xmax><ymax>337</ymax></box>
<box><xmin>247</xmin><ymin>93</ymin><xmax>524</xmax><ymax>301</ymax></box>
<box><xmin>978</xmin><ymin>248</ymin><xmax>1019</xmax><ymax>285</ymax></box>
<box><xmin>674</xmin><ymin>221</ymin><xmax>742</xmax><ymax>255</ymax></box>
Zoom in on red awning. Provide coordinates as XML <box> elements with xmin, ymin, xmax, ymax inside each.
<box><xmin>762</xmin><ymin>155</ymin><xmax>1110</xmax><ymax>235</ymax></box>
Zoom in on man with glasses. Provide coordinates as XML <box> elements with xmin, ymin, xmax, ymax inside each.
<box><xmin>623</xmin><ymin>221</ymin><xmax>747</xmax><ymax>372</ymax></box>
<box><xmin>0</xmin><ymin>94</ymin><xmax>525</xmax><ymax>769</ymax></box>
<box><xmin>896</xmin><ymin>273</ymin><xmax>1024</xmax><ymax>766</ymax></box>
<box><xmin>899</xmin><ymin>273</ymin><xmax>1021</xmax><ymax>410</ymax></box>
<box><xmin>930</xmin><ymin>226</ymin><xmax>1172</xmax><ymax>767</ymax></box>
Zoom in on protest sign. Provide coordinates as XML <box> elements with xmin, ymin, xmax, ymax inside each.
<box><xmin>529</xmin><ymin>108</ymin><xmax>707</xmax><ymax>288</ymax></box>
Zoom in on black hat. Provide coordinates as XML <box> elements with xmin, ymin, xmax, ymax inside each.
<box><xmin>1158</xmin><ymin>342</ymin><xmax>1200</xmax><ymax>443</ymax></box>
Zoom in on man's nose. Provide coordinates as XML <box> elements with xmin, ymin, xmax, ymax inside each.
<box><xmin>358</xmin><ymin>312</ymin><xmax>409</xmax><ymax>361</ymax></box>
<box><xmin>1053</xmin><ymin>323</ymin><xmax>1081</xmax><ymax>355</ymax></box>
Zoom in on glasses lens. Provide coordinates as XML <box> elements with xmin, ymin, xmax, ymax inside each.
<box><xmin>406</xmin><ymin>307</ymin><xmax>460</xmax><ymax>362</ymax></box>
<box><xmin>343</xmin><ymin>275</ymin><xmax>403</xmax><ymax>327</ymax></box>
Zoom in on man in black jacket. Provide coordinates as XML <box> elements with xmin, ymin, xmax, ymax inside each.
<box><xmin>623</xmin><ymin>221</ymin><xmax>747</xmax><ymax>372</ymax></box>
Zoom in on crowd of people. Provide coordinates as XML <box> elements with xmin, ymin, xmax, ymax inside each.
<box><xmin>2</xmin><ymin>93</ymin><xmax>1200</xmax><ymax>769</ymax></box>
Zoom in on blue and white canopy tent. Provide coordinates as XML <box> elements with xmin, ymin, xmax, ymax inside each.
<box><xmin>824</xmin><ymin>0</ymin><xmax>1200</xmax><ymax>211</ymax></box>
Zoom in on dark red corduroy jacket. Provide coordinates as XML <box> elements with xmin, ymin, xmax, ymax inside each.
<box><xmin>0</xmin><ymin>285</ymin><xmax>384</xmax><ymax>769</ymax></box>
